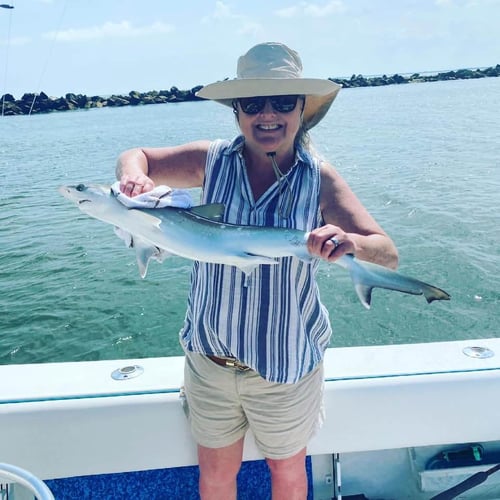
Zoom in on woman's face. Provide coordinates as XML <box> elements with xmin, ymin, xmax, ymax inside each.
<box><xmin>235</xmin><ymin>95</ymin><xmax>304</xmax><ymax>157</ymax></box>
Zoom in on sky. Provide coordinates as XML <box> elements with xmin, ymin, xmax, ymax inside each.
<box><xmin>0</xmin><ymin>0</ymin><xmax>499</xmax><ymax>98</ymax></box>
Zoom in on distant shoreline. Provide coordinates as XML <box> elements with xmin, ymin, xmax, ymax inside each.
<box><xmin>1</xmin><ymin>64</ymin><xmax>498</xmax><ymax>117</ymax></box>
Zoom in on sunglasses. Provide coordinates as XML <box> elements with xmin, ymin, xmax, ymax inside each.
<box><xmin>236</xmin><ymin>95</ymin><xmax>302</xmax><ymax>115</ymax></box>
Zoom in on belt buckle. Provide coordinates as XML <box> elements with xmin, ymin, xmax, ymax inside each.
<box><xmin>224</xmin><ymin>357</ymin><xmax>250</xmax><ymax>371</ymax></box>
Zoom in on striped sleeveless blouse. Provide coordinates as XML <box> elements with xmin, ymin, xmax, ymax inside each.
<box><xmin>180</xmin><ymin>136</ymin><xmax>332</xmax><ymax>384</ymax></box>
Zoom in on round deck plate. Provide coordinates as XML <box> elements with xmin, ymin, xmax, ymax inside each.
<box><xmin>462</xmin><ymin>346</ymin><xmax>495</xmax><ymax>359</ymax></box>
<box><xmin>111</xmin><ymin>365</ymin><xmax>144</xmax><ymax>380</ymax></box>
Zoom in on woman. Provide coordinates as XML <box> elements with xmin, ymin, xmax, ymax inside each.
<box><xmin>116</xmin><ymin>42</ymin><xmax>398</xmax><ymax>500</ymax></box>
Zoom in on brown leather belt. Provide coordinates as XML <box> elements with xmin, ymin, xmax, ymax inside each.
<box><xmin>207</xmin><ymin>355</ymin><xmax>250</xmax><ymax>371</ymax></box>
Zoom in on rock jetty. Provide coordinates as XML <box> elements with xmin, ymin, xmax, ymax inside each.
<box><xmin>1</xmin><ymin>65</ymin><xmax>498</xmax><ymax>116</ymax></box>
<box><xmin>0</xmin><ymin>85</ymin><xmax>204</xmax><ymax>116</ymax></box>
<box><xmin>331</xmin><ymin>64</ymin><xmax>499</xmax><ymax>88</ymax></box>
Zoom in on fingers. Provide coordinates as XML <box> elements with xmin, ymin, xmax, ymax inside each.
<box><xmin>120</xmin><ymin>174</ymin><xmax>155</xmax><ymax>197</ymax></box>
<box><xmin>307</xmin><ymin>225</ymin><xmax>353</xmax><ymax>261</ymax></box>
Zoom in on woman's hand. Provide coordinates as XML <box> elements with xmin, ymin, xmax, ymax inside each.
<box><xmin>307</xmin><ymin>224</ymin><xmax>357</xmax><ymax>262</ymax></box>
<box><xmin>119</xmin><ymin>173</ymin><xmax>155</xmax><ymax>197</ymax></box>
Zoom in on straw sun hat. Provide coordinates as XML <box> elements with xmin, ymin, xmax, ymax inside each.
<box><xmin>196</xmin><ymin>42</ymin><xmax>341</xmax><ymax>130</ymax></box>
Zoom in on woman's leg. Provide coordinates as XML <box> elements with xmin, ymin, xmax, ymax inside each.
<box><xmin>198</xmin><ymin>437</ymin><xmax>245</xmax><ymax>500</ymax></box>
<box><xmin>267</xmin><ymin>447</ymin><xmax>307</xmax><ymax>500</ymax></box>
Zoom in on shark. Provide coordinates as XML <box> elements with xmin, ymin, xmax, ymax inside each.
<box><xmin>59</xmin><ymin>183</ymin><xmax>450</xmax><ymax>309</ymax></box>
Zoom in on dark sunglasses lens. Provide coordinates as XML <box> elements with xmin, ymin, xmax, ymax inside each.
<box><xmin>239</xmin><ymin>97</ymin><xmax>266</xmax><ymax>114</ymax></box>
<box><xmin>238</xmin><ymin>95</ymin><xmax>300</xmax><ymax>114</ymax></box>
<box><xmin>270</xmin><ymin>95</ymin><xmax>299</xmax><ymax>112</ymax></box>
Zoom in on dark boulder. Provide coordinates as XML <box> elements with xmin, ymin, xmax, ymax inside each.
<box><xmin>107</xmin><ymin>95</ymin><xmax>130</xmax><ymax>107</ymax></box>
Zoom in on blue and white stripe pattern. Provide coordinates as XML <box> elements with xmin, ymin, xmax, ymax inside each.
<box><xmin>180</xmin><ymin>136</ymin><xmax>332</xmax><ymax>384</ymax></box>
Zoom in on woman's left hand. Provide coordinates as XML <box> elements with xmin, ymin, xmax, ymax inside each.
<box><xmin>307</xmin><ymin>225</ymin><xmax>356</xmax><ymax>262</ymax></box>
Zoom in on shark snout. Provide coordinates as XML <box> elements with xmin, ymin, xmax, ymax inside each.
<box><xmin>58</xmin><ymin>185</ymin><xmax>91</xmax><ymax>205</ymax></box>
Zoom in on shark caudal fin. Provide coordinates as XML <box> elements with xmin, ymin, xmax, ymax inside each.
<box><xmin>342</xmin><ymin>255</ymin><xmax>451</xmax><ymax>309</ymax></box>
<box><xmin>420</xmin><ymin>282</ymin><xmax>451</xmax><ymax>304</ymax></box>
<box><xmin>353</xmin><ymin>279</ymin><xmax>451</xmax><ymax>310</ymax></box>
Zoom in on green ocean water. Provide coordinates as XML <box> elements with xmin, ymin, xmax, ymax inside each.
<box><xmin>1</xmin><ymin>77</ymin><xmax>499</xmax><ymax>365</ymax></box>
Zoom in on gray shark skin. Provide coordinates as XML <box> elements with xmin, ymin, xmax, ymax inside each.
<box><xmin>59</xmin><ymin>183</ymin><xmax>450</xmax><ymax>309</ymax></box>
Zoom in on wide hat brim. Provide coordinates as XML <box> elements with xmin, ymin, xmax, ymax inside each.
<box><xmin>196</xmin><ymin>78</ymin><xmax>341</xmax><ymax>129</ymax></box>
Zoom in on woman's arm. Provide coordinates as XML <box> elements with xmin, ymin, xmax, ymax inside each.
<box><xmin>116</xmin><ymin>140</ymin><xmax>211</xmax><ymax>196</ymax></box>
<box><xmin>308</xmin><ymin>162</ymin><xmax>399</xmax><ymax>269</ymax></box>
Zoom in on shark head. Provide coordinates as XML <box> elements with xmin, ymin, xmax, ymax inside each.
<box><xmin>59</xmin><ymin>184</ymin><xmax>111</xmax><ymax>214</ymax></box>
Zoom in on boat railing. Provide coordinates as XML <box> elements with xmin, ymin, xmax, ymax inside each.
<box><xmin>0</xmin><ymin>463</ymin><xmax>54</xmax><ymax>500</ymax></box>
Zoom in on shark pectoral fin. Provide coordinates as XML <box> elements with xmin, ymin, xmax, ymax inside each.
<box><xmin>132</xmin><ymin>236</ymin><xmax>171</xmax><ymax>279</ymax></box>
<box><xmin>135</xmin><ymin>244</ymin><xmax>155</xmax><ymax>279</ymax></box>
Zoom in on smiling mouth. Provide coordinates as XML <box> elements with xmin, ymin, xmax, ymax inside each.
<box><xmin>78</xmin><ymin>199</ymin><xmax>92</xmax><ymax>205</ymax></box>
<box><xmin>257</xmin><ymin>124</ymin><xmax>281</xmax><ymax>131</ymax></box>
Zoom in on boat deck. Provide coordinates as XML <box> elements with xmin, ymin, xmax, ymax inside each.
<box><xmin>2</xmin><ymin>338</ymin><xmax>500</xmax><ymax>499</ymax></box>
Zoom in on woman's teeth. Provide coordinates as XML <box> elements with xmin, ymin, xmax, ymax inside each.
<box><xmin>257</xmin><ymin>124</ymin><xmax>280</xmax><ymax>130</ymax></box>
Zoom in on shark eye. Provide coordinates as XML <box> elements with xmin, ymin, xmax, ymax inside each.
<box><xmin>76</xmin><ymin>184</ymin><xmax>86</xmax><ymax>192</ymax></box>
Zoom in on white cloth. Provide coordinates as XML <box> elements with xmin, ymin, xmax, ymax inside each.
<box><xmin>110</xmin><ymin>182</ymin><xmax>193</xmax><ymax>267</ymax></box>
<box><xmin>110</xmin><ymin>181</ymin><xmax>193</xmax><ymax>209</ymax></box>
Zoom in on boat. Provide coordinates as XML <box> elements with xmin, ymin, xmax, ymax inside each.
<box><xmin>2</xmin><ymin>337</ymin><xmax>500</xmax><ymax>499</ymax></box>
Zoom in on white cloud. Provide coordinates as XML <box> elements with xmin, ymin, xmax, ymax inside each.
<box><xmin>276</xmin><ymin>1</ymin><xmax>345</xmax><ymax>18</ymax></box>
<box><xmin>42</xmin><ymin>20</ymin><xmax>174</xmax><ymax>42</ymax></box>
<box><xmin>202</xmin><ymin>1</ymin><xmax>263</xmax><ymax>36</ymax></box>
<box><xmin>435</xmin><ymin>0</ymin><xmax>486</xmax><ymax>6</ymax></box>
<box><xmin>202</xmin><ymin>1</ymin><xmax>243</xmax><ymax>23</ymax></box>
<box><xmin>303</xmin><ymin>0</ymin><xmax>345</xmax><ymax>16</ymax></box>
<box><xmin>212</xmin><ymin>0</ymin><xmax>236</xmax><ymax>19</ymax></box>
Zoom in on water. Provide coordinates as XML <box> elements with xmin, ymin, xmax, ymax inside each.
<box><xmin>1</xmin><ymin>78</ymin><xmax>499</xmax><ymax>365</ymax></box>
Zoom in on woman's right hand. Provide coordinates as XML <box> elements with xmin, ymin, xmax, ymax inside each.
<box><xmin>119</xmin><ymin>173</ymin><xmax>155</xmax><ymax>197</ymax></box>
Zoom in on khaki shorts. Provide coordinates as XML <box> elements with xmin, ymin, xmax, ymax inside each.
<box><xmin>183</xmin><ymin>350</ymin><xmax>324</xmax><ymax>460</ymax></box>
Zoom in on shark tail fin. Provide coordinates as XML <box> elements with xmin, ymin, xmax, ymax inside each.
<box><xmin>344</xmin><ymin>255</ymin><xmax>451</xmax><ymax>308</ymax></box>
<box><xmin>421</xmin><ymin>283</ymin><xmax>451</xmax><ymax>303</ymax></box>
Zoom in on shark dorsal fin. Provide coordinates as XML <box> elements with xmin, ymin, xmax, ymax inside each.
<box><xmin>188</xmin><ymin>203</ymin><xmax>225</xmax><ymax>221</ymax></box>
